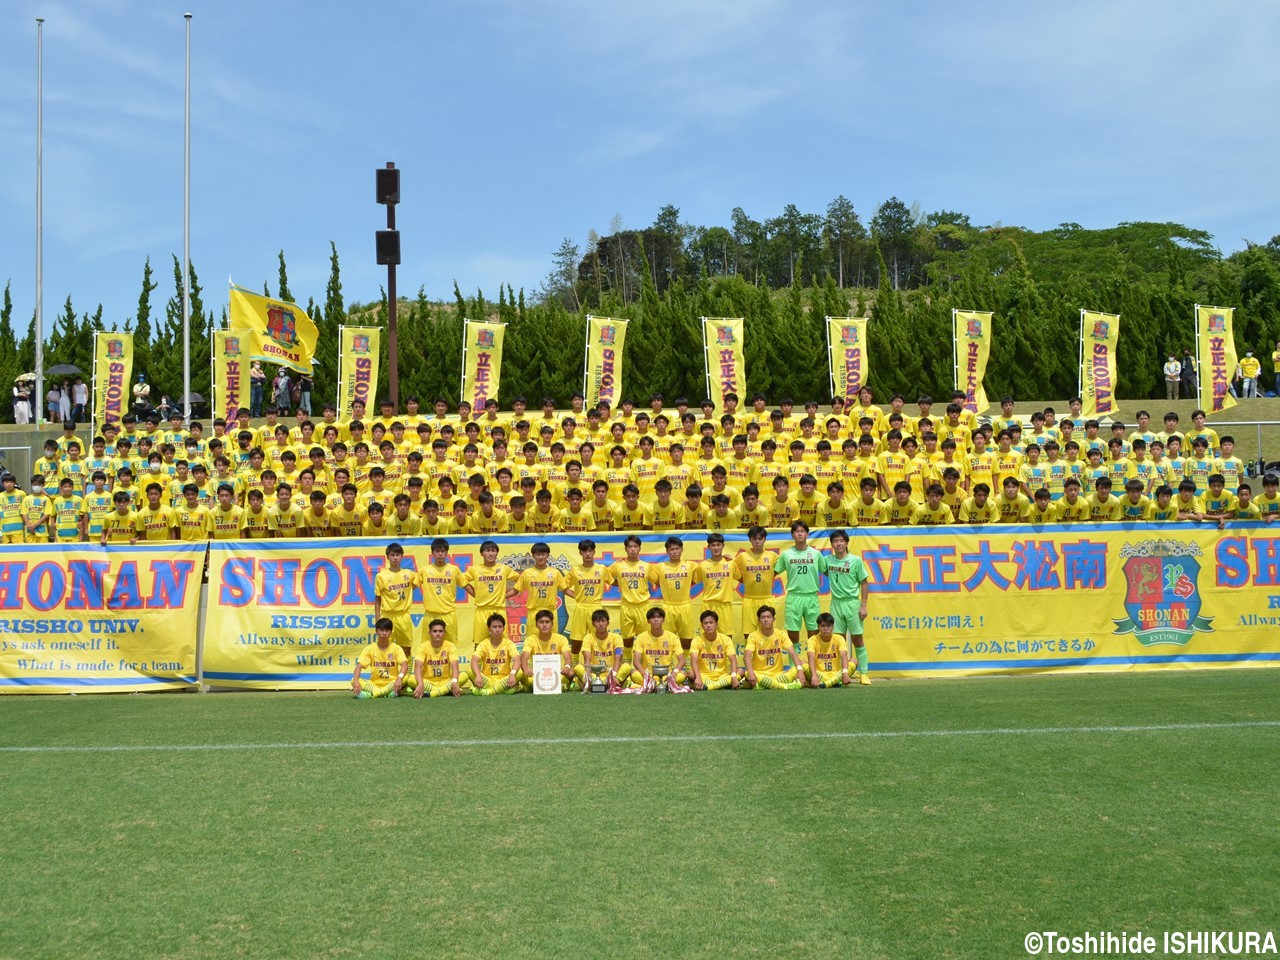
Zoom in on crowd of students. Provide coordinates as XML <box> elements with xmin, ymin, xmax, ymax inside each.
<box><xmin>1</xmin><ymin>386</ymin><xmax>1275</xmax><ymax>545</ymax></box>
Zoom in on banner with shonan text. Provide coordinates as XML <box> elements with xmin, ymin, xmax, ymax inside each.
<box><xmin>1080</xmin><ymin>310</ymin><xmax>1120</xmax><ymax>418</ymax></box>
<box><xmin>92</xmin><ymin>331</ymin><xmax>133</xmax><ymax>433</ymax></box>
<box><xmin>228</xmin><ymin>284</ymin><xmax>320</xmax><ymax>374</ymax></box>
<box><xmin>201</xmin><ymin>524</ymin><xmax>1280</xmax><ymax>689</ymax></box>
<box><xmin>0</xmin><ymin>542</ymin><xmax>206</xmax><ymax>694</ymax></box>
<box><xmin>461</xmin><ymin>320</ymin><xmax>506</xmax><ymax>411</ymax></box>
<box><xmin>953</xmin><ymin>309</ymin><xmax>992</xmax><ymax>414</ymax></box>
<box><xmin>702</xmin><ymin>317</ymin><xmax>746</xmax><ymax>413</ymax></box>
<box><xmin>1196</xmin><ymin>305</ymin><xmax>1238</xmax><ymax>415</ymax></box>
<box><xmin>826</xmin><ymin>317</ymin><xmax>868</xmax><ymax>403</ymax></box>
<box><xmin>583</xmin><ymin>315</ymin><xmax>628</xmax><ymax>409</ymax></box>
<box><xmin>211</xmin><ymin>330</ymin><xmax>246</xmax><ymax>423</ymax></box>
<box><xmin>337</xmin><ymin>326</ymin><xmax>380</xmax><ymax>419</ymax></box>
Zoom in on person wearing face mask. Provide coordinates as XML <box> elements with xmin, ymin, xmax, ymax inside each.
<box><xmin>21</xmin><ymin>474</ymin><xmax>53</xmax><ymax>543</ymax></box>
<box><xmin>1163</xmin><ymin>354</ymin><xmax>1182</xmax><ymax>401</ymax></box>
<box><xmin>1238</xmin><ymin>351</ymin><xmax>1261</xmax><ymax>398</ymax></box>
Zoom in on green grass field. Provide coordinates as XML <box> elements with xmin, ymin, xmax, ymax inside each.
<box><xmin>3</xmin><ymin>671</ymin><xmax>1278</xmax><ymax>960</ymax></box>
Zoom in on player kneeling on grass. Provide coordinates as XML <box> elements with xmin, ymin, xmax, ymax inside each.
<box><xmin>807</xmin><ymin>614</ymin><xmax>851</xmax><ymax>688</ymax></box>
<box><xmin>471</xmin><ymin>614</ymin><xmax>525</xmax><ymax>695</ymax></box>
<box><xmin>352</xmin><ymin>617</ymin><xmax>409</xmax><ymax>699</ymax></box>
<box><xmin>742</xmin><ymin>605</ymin><xmax>805</xmax><ymax>690</ymax></box>
<box><xmin>826</xmin><ymin>530</ymin><xmax>872</xmax><ymax>685</ymax></box>
<box><xmin>575</xmin><ymin>609</ymin><xmax>631</xmax><ymax>692</ymax></box>
<box><xmin>414</xmin><ymin>618</ymin><xmax>471</xmax><ymax>698</ymax></box>
<box><xmin>690</xmin><ymin>610</ymin><xmax>739</xmax><ymax>690</ymax></box>
<box><xmin>521</xmin><ymin>609</ymin><xmax>575</xmax><ymax>691</ymax></box>
<box><xmin>631</xmin><ymin>607</ymin><xmax>689</xmax><ymax>691</ymax></box>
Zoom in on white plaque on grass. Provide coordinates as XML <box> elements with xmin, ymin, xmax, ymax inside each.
<box><xmin>532</xmin><ymin>654</ymin><xmax>563</xmax><ymax>695</ymax></box>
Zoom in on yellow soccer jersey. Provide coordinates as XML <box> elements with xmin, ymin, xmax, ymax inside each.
<box><xmin>650</xmin><ymin>500</ymin><xmax>684</xmax><ymax>532</ymax></box>
<box><xmin>523</xmin><ymin>631</ymin><xmax>569</xmax><ymax>660</ymax></box>
<box><xmin>358</xmin><ymin>641</ymin><xmax>406</xmax><ymax>684</ymax></box>
<box><xmin>557</xmin><ymin>507</ymin><xmax>596</xmax><ymax>533</ymax></box>
<box><xmin>703</xmin><ymin>507</ymin><xmax>737</xmax><ymax>532</ymax></box>
<box><xmin>328</xmin><ymin>505</ymin><xmax>365</xmax><ymax>538</ymax></box>
<box><xmin>697</xmin><ymin>557</ymin><xmax>738</xmax><ymax>604</ymax></box>
<box><xmin>994</xmin><ymin>492</ymin><xmax>1030</xmax><ymax>523</ymax></box>
<box><xmin>241</xmin><ymin>506</ymin><xmax>272</xmax><ymax>539</ymax></box>
<box><xmin>808</xmin><ymin>633</ymin><xmax>844</xmax><ymax>675</ymax></box>
<box><xmin>815</xmin><ymin>500</ymin><xmax>849</xmax><ymax>528</ymax></box>
<box><xmin>1054</xmin><ymin>497</ymin><xmax>1091</xmax><ymax>523</ymax></box>
<box><xmin>417</xmin><ymin>639</ymin><xmax>459</xmax><ymax>681</ymax></box>
<box><xmin>136</xmin><ymin>504</ymin><xmax>175</xmax><ymax>541</ymax></box>
<box><xmin>472</xmin><ymin>637</ymin><xmax>520</xmax><ymax>680</ymax></box>
<box><xmin>647</xmin><ymin>560</ymin><xmax>701</xmax><ymax>604</ymax></box>
<box><xmin>878</xmin><ymin>498</ymin><xmax>917</xmax><ymax>526</ymax></box>
<box><xmin>849</xmin><ymin>496</ymin><xmax>883</xmax><ymax>526</ymax></box>
<box><xmin>1118</xmin><ymin>495</ymin><xmax>1150</xmax><ymax>521</ymax></box>
<box><xmin>471</xmin><ymin>509</ymin><xmax>511</xmax><ymax>535</ymax></box>
<box><xmin>958</xmin><ymin>498</ymin><xmax>1000</xmax><ymax>524</ymax></box>
<box><xmin>376</xmin><ymin>567</ymin><xmax>420</xmax><ymax>617</ymax></box>
<box><xmin>589</xmin><ymin>498</ymin><xmax>617</xmax><ymax>531</ymax></box>
<box><xmin>581</xmin><ymin>630</ymin><xmax>625</xmax><ymax>668</ymax></box>
<box><xmin>101</xmin><ymin>511</ymin><xmax>143</xmax><ymax>543</ymax></box>
<box><xmin>910</xmin><ymin>502</ymin><xmax>951</xmax><ymax>526</ymax></box>
<box><xmin>1087</xmin><ymin>495</ymin><xmax>1124</xmax><ymax>522</ymax></box>
<box><xmin>633</xmin><ymin>629</ymin><xmax>682</xmax><ymax>673</ymax></box>
<box><xmin>468</xmin><ymin>562</ymin><xmax>518</xmax><ymax>611</ymax></box>
<box><xmin>733</xmin><ymin>549</ymin><xmax>778</xmax><ymax>600</ymax></box>
<box><xmin>50</xmin><ymin>494</ymin><xmax>84</xmax><ymax>542</ymax></box>
<box><xmin>1145</xmin><ymin>502</ymin><xmax>1180</xmax><ymax>522</ymax></box>
<box><xmin>517</xmin><ymin>566</ymin><xmax>567</xmax><ymax>611</ymax></box>
<box><xmin>420</xmin><ymin>562</ymin><xmax>466</xmax><ymax>614</ymax></box>
<box><xmin>383</xmin><ymin>512</ymin><xmax>422</xmax><ymax>538</ymax></box>
<box><xmin>612</xmin><ymin>559</ymin><xmax>653</xmax><ymax>607</ymax></box>
<box><xmin>1026</xmin><ymin>503</ymin><xmax>1057</xmax><ymax>526</ymax></box>
<box><xmin>744</xmin><ymin>629</ymin><xmax>794</xmax><ymax>675</ymax></box>
<box><xmin>566</xmin><ymin>563</ymin><xmax>613</xmax><ymax>609</ymax></box>
<box><xmin>691</xmin><ymin>633</ymin><xmax>734</xmax><ymax>680</ymax></box>
<box><xmin>174</xmin><ymin>504</ymin><xmax>211</xmax><ymax>541</ymax></box>
<box><xmin>615</xmin><ymin>501</ymin><xmax>653</xmax><ymax>531</ymax></box>
<box><xmin>766</xmin><ymin>496</ymin><xmax>799</xmax><ymax>528</ymax></box>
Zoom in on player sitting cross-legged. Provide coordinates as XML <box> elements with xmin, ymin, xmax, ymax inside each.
<box><xmin>741</xmin><ymin>604</ymin><xmax>806</xmax><ymax>690</ymax></box>
<box><xmin>690</xmin><ymin>610</ymin><xmax>740</xmax><ymax>691</ymax></box>
<box><xmin>470</xmin><ymin>613</ymin><xmax>525</xmax><ymax>695</ymax></box>
<box><xmin>521</xmin><ymin>608</ymin><xmax>576</xmax><ymax>692</ymax></box>
<box><xmin>575</xmin><ymin>609</ymin><xmax>632</xmax><ymax>692</ymax></box>
<box><xmin>807</xmin><ymin>613</ymin><xmax>852</xmax><ymax>688</ymax></box>
<box><xmin>413</xmin><ymin>617</ymin><xmax>472</xmax><ymax>698</ymax></box>
<box><xmin>352</xmin><ymin>617</ymin><xmax>409</xmax><ymax>699</ymax></box>
<box><xmin>630</xmin><ymin>607</ymin><xmax>690</xmax><ymax>691</ymax></box>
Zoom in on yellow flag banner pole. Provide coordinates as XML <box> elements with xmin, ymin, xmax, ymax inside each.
<box><xmin>91</xmin><ymin>331</ymin><xmax>133</xmax><ymax>433</ymax></box>
<box><xmin>228</xmin><ymin>283</ymin><xmax>320</xmax><ymax>374</ymax></box>
<box><xmin>211</xmin><ymin>330</ymin><xmax>246</xmax><ymax>423</ymax></box>
<box><xmin>953</xmin><ymin>310</ymin><xmax>993</xmax><ymax>414</ymax></box>
<box><xmin>826</xmin><ymin>317</ymin><xmax>868</xmax><ymax>404</ymax></box>
<box><xmin>701</xmin><ymin>317</ymin><xmax>745</xmax><ymax>411</ymax></box>
<box><xmin>1080</xmin><ymin>310</ymin><xmax>1121</xmax><ymax>418</ymax></box>
<box><xmin>336</xmin><ymin>326</ymin><xmax>380</xmax><ymax>419</ymax></box>
<box><xmin>460</xmin><ymin>320</ymin><xmax>507</xmax><ymax>411</ymax></box>
<box><xmin>583</xmin><ymin>315</ymin><xmax>628</xmax><ymax>409</ymax></box>
<box><xmin>1195</xmin><ymin>305</ymin><xmax>1238</xmax><ymax>415</ymax></box>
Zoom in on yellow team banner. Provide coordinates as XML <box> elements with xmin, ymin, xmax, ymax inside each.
<box><xmin>91</xmin><ymin>331</ymin><xmax>133</xmax><ymax>433</ymax></box>
<box><xmin>1196</xmin><ymin>304</ymin><xmax>1238</xmax><ymax>415</ymax></box>
<box><xmin>826</xmin><ymin>317</ymin><xmax>868</xmax><ymax>403</ymax></box>
<box><xmin>1079</xmin><ymin>310</ymin><xmax>1120</xmax><ymax>418</ymax></box>
<box><xmin>228</xmin><ymin>283</ymin><xmax>320</xmax><ymax>374</ymax></box>
<box><xmin>460</xmin><ymin>320</ymin><xmax>506</xmax><ymax>411</ymax></box>
<box><xmin>211</xmin><ymin>330</ymin><xmax>246</xmax><ymax>423</ymax></box>
<box><xmin>337</xmin><ymin>326</ymin><xmax>381</xmax><ymax>419</ymax></box>
<box><xmin>583</xmin><ymin>315</ymin><xmax>628</xmax><ymax>409</ymax></box>
<box><xmin>0</xmin><ymin>543</ymin><xmax>206</xmax><ymax>694</ymax></box>
<box><xmin>702</xmin><ymin>317</ymin><xmax>746</xmax><ymax>412</ymax></box>
<box><xmin>953</xmin><ymin>309</ymin><xmax>993</xmax><ymax>414</ymax></box>
<box><xmin>200</xmin><ymin>525</ymin><xmax>1280</xmax><ymax>690</ymax></box>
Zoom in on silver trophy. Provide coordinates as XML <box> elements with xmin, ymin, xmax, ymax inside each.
<box><xmin>652</xmin><ymin>664</ymin><xmax>669</xmax><ymax>694</ymax></box>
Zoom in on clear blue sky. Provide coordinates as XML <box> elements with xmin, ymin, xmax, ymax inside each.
<box><xmin>1</xmin><ymin>0</ymin><xmax>1277</xmax><ymax>331</ymax></box>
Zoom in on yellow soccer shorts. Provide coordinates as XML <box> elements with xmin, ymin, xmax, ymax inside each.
<box><xmin>473</xmin><ymin>607</ymin><xmax>505</xmax><ymax>646</ymax></box>
<box><xmin>620</xmin><ymin>602</ymin><xmax>649</xmax><ymax>639</ymax></box>
<box><xmin>421</xmin><ymin>610</ymin><xmax>458</xmax><ymax>647</ymax></box>
<box><xmin>665</xmin><ymin>603</ymin><xmax>695</xmax><ymax>640</ymax></box>
<box><xmin>387</xmin><ymin>612</ymin><xmax>416</xmax><ymax>651</ymax></box>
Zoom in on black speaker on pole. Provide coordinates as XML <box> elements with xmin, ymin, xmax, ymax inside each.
<box><xmin>376</xmin><ymin>167</ymin><xmax>400</xmax><ymax>205</ymax></box>
<box><xmin>376</xmin><ymin>230</ymin><xmax>401</xmax><ymax>265</ymax></box>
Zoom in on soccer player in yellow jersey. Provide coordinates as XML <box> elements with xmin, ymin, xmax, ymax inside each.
<box><xmin>650</xmin><ymin>480</ymin><xmax>684</xmax><ymax>532</ymax></box>
<box><xmin>418</xmin><ymin>538</ymin><xmax>467</xmax><ymax>645</ymax></box>
<box><xmin>413</xmin><ymin>619</ymin><xmax>470</xmax><ymax>698</ymax></box>
<box><xmin>807</xmin><ymin>613</ymin><xmax>852</xmax><ymax>688</ymax></box>
<box><xmin>174</xmin><ymin>485</ymin><xmax>211</xmax><ymax>542</ymax></box>
<box><xmin>613</xmin><ymin>535</ymin><xmax>654</xmax><ymax>647</ymax></box>
<box><xmin>615</xmin><ymin>485</ymin><xmax>653</xmax><ymax>531</ymax></box>
<box><xmin>734</xmin><ymin>525</ymin><xmax>779</xmax><ymax>620</ymax></box>
<box><xmin>875</xmin><ymin>431</ymin><xmax>910</xmax><ymax>499</ymax></box>
<box><xmin>648</xmin><ymin>535</ymin><xmax>703</xmax><ymax>648</ymax></box>
<box><xmin>373</xmin><ymin>542</ymin><xmax>421</xmax><ymax>655</ymax></box>
<box><xmin>242</xmin><ymin>490</ymin><xmax>273</xmax><ymax>539</ymax></box>
<box><xmin>565</xmin><ymin>539</ymin><xmax>614</xmax><ymax>643</ymax></box>
<box><xmin>100</xmin><ymin>491</ymin><xmax>143</xmax><ymax>544</ymax></box>
<box><xmin>521</xmin><ymin>608</ymin><xmax>575</xmax><ymax>691</ymax></box>
<box><xmin>464</xmin><ymin>540</ymin><xmax>518</xmax><ymax>645</ymax></box>
<box><xmin>910</xmin><ymin>484</ymin><xmax>951</xmax><ymax>525</ymax></box>
<box><xmin>1053</xmin><ymin>479</ymin><xmax>1091</xmax><ymax>523</ymax></box>
<box><xmin>1145</xmin><ymin>485</ymin><xmax>1180</xmax><ymax>521</ymax></box>
<box><xmin>958</xmin><ymin>483</ymin><xmax>1000</xmax><ymax>524</ymax></box>
<box><xmin>1026</xmin><ymin>489</ymin><xmax>1056</xmax><ymax>525</ymax></box>
<box><xmin>328</xmin><ymin>484</ymin><xmax>365</xmax><ymax>538</ymax></box>
<box><xmin>136</xmin><ymin>483</ymin><xmax>176</xmax><ymax>541</ymax></box>
<box><xmin>1256</xmin><ymin>474</ymin><xmax>1280</xmax><ymax>522</ymax></box>
<box><xmin>742</xmin><ymin>605</ymin><xmax>805</xmax><ymax>689</ymax></box>
<box><xmin>576</xmin><ymin>609</ymin><xmax>632</xmax><ymax>690</ymax></box>
<box><xmin>1087</xmin><ymin>478</ymin><xmax>1124</xmax><ymax>522</ymax></box>
<box><xmin>878</xmin><ymin>482</ymin><xmax>917</xmax><ymax>526</ymax></box>
<box><xmin>697</xmin><ymin>533</ymin><xmax>740</xmax><ymax>639</ymax></box>
<box><xmin>471</xmin><ymin>613</ymin><xmax>524</xmax><ymax>695</ymax></box>
<box><xmin>49</xmin><ymin>478</ymin><xmax>84</xmax><ymax>543</ymax></box>
<box><xmin>352</xmin><ymin>618</ymin><xmax>408</xmax><ymax>699</ymax></box>
<box><xmin>993</xmin><ymin>477</ymin><xmax>1030</xmax><ymax>523</ymax></box>
<box><xmin>631</xmin><ymin>607</ymin><xmax>688</xmax><ymax>689</ymax></box>
<box><xmin>516</xmin><ymin>542</ymin><xmax>567</xmax><ymax>639</ymax></box>
<box><xmin>690</xmin><ymin>610</ymin><xmax>739</xmax><ymax>690</ymax></box>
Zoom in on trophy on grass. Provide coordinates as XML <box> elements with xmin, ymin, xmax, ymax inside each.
<box><xmin>587</xmin><ymin>662</ymin><xmax>610</xmax><ymax>694</ymax></box>
<box><xmin>652</xmin><ymin>664</ymin><xmax>669</xmax><ymax>694</ymax></box>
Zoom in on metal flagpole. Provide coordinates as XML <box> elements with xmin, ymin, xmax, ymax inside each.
<box><xmin>824</xmin><ymin>317</ymin><xmax>836</xmax><ymax>401</ymax></box>
<box><xmin>1193</xmin><ymin>304</ymin><xmax>1202</xmax><ymax>408</ymax></box>
<box><xmin>182</xmin><ymin>13</ymin><xmax>192</xmax><ymax>423</ymax></box>
<box><xmin>459</xmin><ymin>319</ymin><xmax>470</xmax><ymax>406</ymax></box>
<box><xmin>35</xmin><ymin>17</ymin><xmax>44</xmax><ymax>428</ymax></box>
<box><xmin>336</xmin><ymin>325</ymin><xmax>344</xmax><ymax>414</ymax></box>
<box><xmin>700</xmin><ymin>318</ymin><xmax>711</xmax><ymax>403</ymax></box>
<box><xmin>1077</xmin><ymin>309</ymin><xmax>1085</xmax><ymax>402</ymax></box>
<box><xmin>951</xmin><ymin>309</ymin><xmax>959</xmax><ymax>398</ymax></box>
<box><xmin>582</xmin><ymin>315</ymin><xmax>594</xmax><ymax>403</ymax></box>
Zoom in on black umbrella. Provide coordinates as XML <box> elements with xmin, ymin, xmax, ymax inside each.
<box><xmin>45</xmin><ymin>363</ymin><xmax>84</xmax><ymax>376</ymax></box>
<box><xmin>177</xmin><ymin>393</ymin><xmax>206</xmax><ymax>404</ymax></box>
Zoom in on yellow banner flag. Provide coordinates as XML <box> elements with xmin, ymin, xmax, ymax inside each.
<box><xmin>228</xmin><ymin>284</ymin><xmax>319</xmax><ymax>374</ymax></box>
<box><xmin>1196</xmin><ymin>305</ymin><xmax>1238</xmax><ymax>415</ymax></box>
<box><xmin>337</xmin><ymin>326</ymin><xmax>380</xmax><ymax>419</ymax></box>
<box><xmin>583</xmin><ymin>315</ymin><xmax>628</xmax><ymax>409</ymax></box>
<box><xmin>461</xmin><ymin>320</ymin><xmax>506</xmax><ymax>410</ymax></box>
<box><xmin>953</xmin><ymin>309</ymin><xmax>993</xmax><ymax>414</ymax></box>
<box><xmin>211</xmin><ymin>330</ymin><xmax>246</xmax><ymax>422</ymax></box>
<box><xmin>826</xmin><ymin>317</ymin><xmax>868</xmax><ymax>403</ymax></box>
<box><xmin>1080</xmin><ymin>310</ymin><xmax>1120</xmax><ymax>418</ymax></box>
<box><xmin>92</xmin><ymin>331</ymin><xmax>133</xmax><ymax>432</ymax></box>
<box><xmin>702</xmin><ymin>317</ymin><xmax>745</xmax><ymax>412</ymax></box>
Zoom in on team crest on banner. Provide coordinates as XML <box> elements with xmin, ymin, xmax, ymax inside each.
<box><xmin>476</xmin><ymin>328</ymin><xmax>496</xmax><ymax>349</ymax></box>
<box><xmin>1208</xmin><ymin>313</ymin><xmax>1226</xmax><ymax>333</ymax></box>
<box><xmin>840</xmin><ymin>325</ymin><xmax>858</xmax><ymax>345</ymax></box>
<box><xmin>351</xmin><ymin>334</ymin><xmax>370</xmax><ymax>355</ymax></box>
<box><xmin>1092</xmin><ymin>320</ymin><xmax>1110</xmax><ymax>341</ymax></box>
<box><xmin>599</xmin><ymin>324</ymin><xmax>617</xmax><ymax>346</ymax></box>
<box><xmin>106</xmin><ymin>339</ymin><xmax>125</xmax><ymax>358</ymax></box>
<box><xmin>966</xmin><ymin>318</ymin><xmax>983</xmax><ymax>338</ymax></box>
<box><xmin>1113</xmin><ymin>541</ymin><xmax>1213</xmax><ymax>646</ymax></box>
<box><xmin>224</xmin><ymin>336</ymin><xmax>241</xmax><ymax>357</ymax></box>
<box><xmin>717</xmin><ymin>325</ymin><xmax>736</xmax><ymax>346</ymax></box>
<box><xmin>265</xmin><ymin>305</ymin><xmax>299</xmax><ymax>347</ymax></box>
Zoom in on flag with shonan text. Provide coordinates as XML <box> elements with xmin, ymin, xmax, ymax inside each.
<box><xmin>1196</xmin><ymin>305</ymin><xmax>1238</xmax><ymax>415</ymax></box>
<box><xmin>701</xmin><ymin>317</ymin><xmax>745</xmax><ymax>412</ymax></box>
<box><xmin>92</xmin><ymin>331</ymin><xmax>133</xmax><ymax>432</ymax></box>
<box><xmin>1080</xmin><ymin>310</ymin><xmax>1120</xmax><ymax>418</ymax></box>
<box><xmin>461</xmin><ymin>320</ymin><xmax>506</xmax><ymax>411</ymax></box>
<box><xmin>211</xmin><ymin>330</ymin><xmax>245</xmax><ymax>423</ymax></box>
<box><xmin>228</xmin><ymin>284</ymin><xmax>319</xmax><ymax>374</ymax></box>
<box><xmin>953</xmin><ymin>309</ymin><xmax>993</xmax><ymax>414</ymax></box>
<box><xmin>826</xmin><ymin>317</ymin><xmax>868</xmax><ymax>403</ymax></box>
<box><xmin>583</xmin><ymin>315</ymin><xmax>628</xmax><ymax>409</ymax></box>
<box><xmin>337</xmin><ymin>326</ymin><xmax>381</xmax><ymax>419</ymax></box>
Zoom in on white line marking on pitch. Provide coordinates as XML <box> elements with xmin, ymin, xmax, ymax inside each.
<box><xmin>1</xmin><ymin>720</ymin><xmax>1277</xmax><ymax>755</ymax></box>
